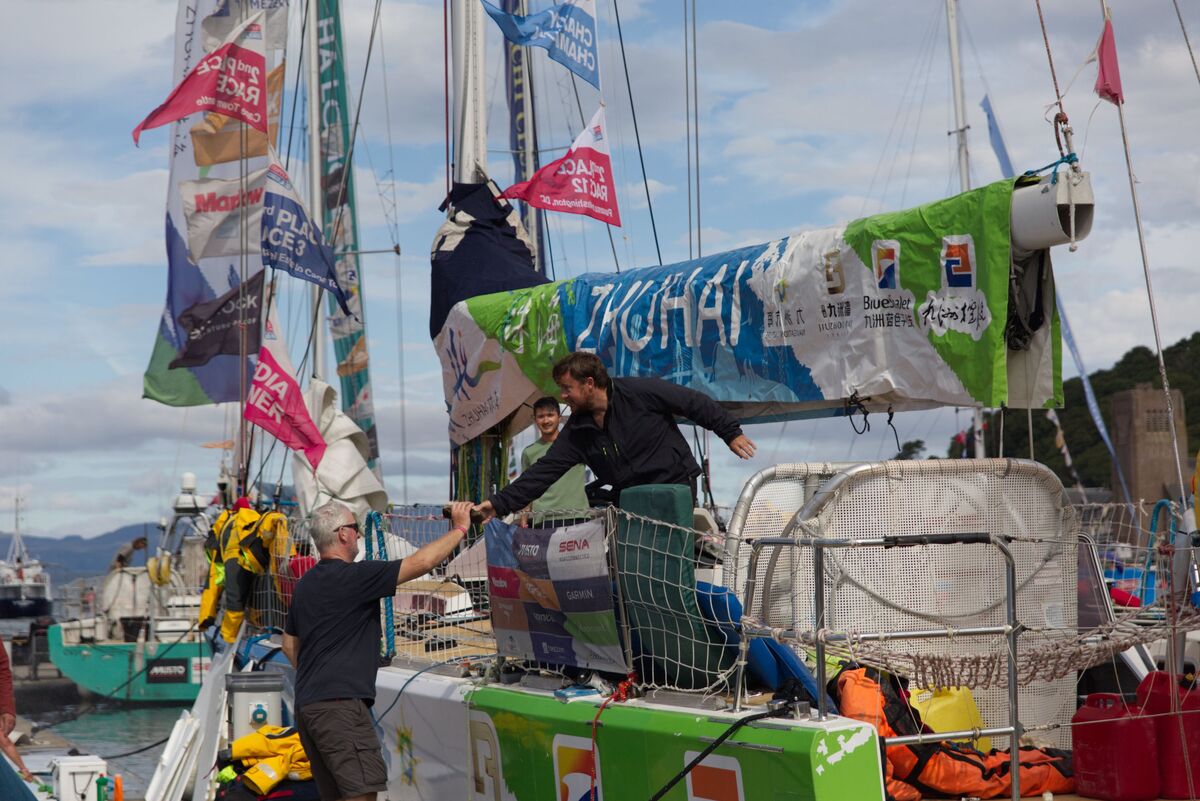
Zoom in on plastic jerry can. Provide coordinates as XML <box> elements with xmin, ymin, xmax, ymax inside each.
<box><xmin>909</xmin><ymin>686</ymin><xmax>992</xmax><ymax>751</ymax></box>
<box><xmin>1136</xmin><ymin>672</ymin><xmax>1200</xmax><ymax>799</ymax></box>
<box><xmin>1072</xmin><ymin>693</ymin><xmax>1159</xmax><ymax>801</ymax></box>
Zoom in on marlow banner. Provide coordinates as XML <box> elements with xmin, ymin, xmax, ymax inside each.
<box><xmin>485</xmin><ymin>518</ymin><xmax>627</xmax><ymax>674</ymax></box>
<box><xmin>133</xmin><ymin>11</ymin><xmax>268</xmax><ymax>145</ymax></box>
<box><xmin>179</xmin><ymin>166</ymin><xmax>268</xmax><ymax>262</ymax></box>
<box><xmin>169</xmin><ymin>269</ymin><xmax>264</xmax><ymax>369</ymax></box>
<box><xmin>438</xmin><ymin>179</ymin><xmax>1061</xmax><ymax>444</ymax></box>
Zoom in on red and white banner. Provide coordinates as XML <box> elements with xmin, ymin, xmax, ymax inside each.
<box><xmin>501</xmin><ymin>105</ymin><xmax>621</xmax><ymax>227</ymax></box>
<box><xmin>179</xmin><ymin>166</ymin><xmax>268</xmax><ymax>261</ymax></box>
<box><xmin>133</xmin><ymin>11</ymin><xmax>268</xmax><ymax>145</ymax></box>
<box><xmin>244</xmin><ymin>304</ymin><xmax>327</xmax><ymax>469</ymax></box>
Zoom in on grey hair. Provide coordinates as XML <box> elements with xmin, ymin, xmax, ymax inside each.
<box><xmin>310</xmin><ymin>501</ymin><xmax>353</xmax><ymax>553</ymax></box>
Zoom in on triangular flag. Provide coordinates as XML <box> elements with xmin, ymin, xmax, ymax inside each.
<box><xmin>501</xmin><ymin>106</ymin><xmax>621</xmax><ymax>227</ymax></box>
<box><xmin>1094</xmin><ymin>18</ymin><xmax>1124</xmax><ymax>105</ymax></box>
<box><xmin>244</xmin><ymin>302</ymin><xmax>327</xmax><ymax>469</ymax></box>
<box><xmin>133</xmin><ymin>11</ymin><xmax>268</xmax><ymax>145</ymax></box>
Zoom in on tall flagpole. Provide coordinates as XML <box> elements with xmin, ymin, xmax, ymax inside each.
<box><xmin>946</xmin><ymin>0</ymin><xmax>985</xmax><ymax>459</ymax></box>
<box><xmin>307</xmin><ymin>0</ymin><xmax>326</xmax><ymax>381</ymax></box>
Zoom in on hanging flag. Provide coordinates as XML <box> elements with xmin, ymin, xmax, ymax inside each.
<box><xmin>979</xmin><ymin>95</ymin><xmax>1015</xmax><ymax>179</ymax></box>
<box><xmin>245</xmin><ymin>304</ymin><xmax>327</xmax><ymax>469</ymax></box>
<box><xmin>1093</xmin><ymin>18</ymin><xmax>1124</xmax><ymax>105</ymax></box>
<box><xmin>1046</xmin><ymin>409</ymin><xmax>1086</xmax><ymax>492</ymax></box>
<box><xmin>190</xmin><ymin>61</ymin><xmax>285</xmax><ymax>167</ymax></box>
<box><xmin>202</xmin><ymin>0</ymin><xmax>289</xmax><ymax>52</ymax></box>
<box><xmin>169</xmin><ymin>269</ymin><xmax>265</xmax><ymax>369</ymax></box>
<box><xmin>480</xmin><ymin>0</ymin><xmax>600</xmax><ymax>90</ymax></box>
<box><xmin>132</xmin><ymin>11</ymin><xmax>268</xmax><ymax>145</ymax></box>
<box><xmin>501</xmin><ymin>105</ymin><xmax>621</xmax><ymax>226</ymax></box>
<box><xmin>179</xmin><ymin>166</ymin><xmax>269</xmax><ymax>262</ymax></box>
<box><xmin>261</xmin><ymin>156</ymin><xmax>352</xmax><ymax>316</ymax></box>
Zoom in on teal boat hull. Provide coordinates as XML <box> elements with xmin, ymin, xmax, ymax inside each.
<box><xmin>48</xmin><ymin>624</ymin><xmax>211</xmax><ymax>703</ymax></box>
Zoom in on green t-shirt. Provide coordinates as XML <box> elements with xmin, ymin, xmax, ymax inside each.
<box><xmin>520</xmin><ymin>438</ymin><xmax>590</xmax><ymax>524</ymax></box>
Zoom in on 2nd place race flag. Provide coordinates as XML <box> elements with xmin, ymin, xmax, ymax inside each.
<box><xmin>501</xmin><ymin>105</ymin><xmax>620</xmax><ymax>226</ymax></box>
<box><xmin>132</xmin><ymin>11</ymin><xmax>268</xmax><ymax>145</ymax></box>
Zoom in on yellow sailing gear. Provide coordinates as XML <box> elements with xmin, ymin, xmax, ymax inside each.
<box><xmin>198</xmin><ymin>510</ymin><xmax>233</xmax><ymax>631</ymax></box>
<box><xmin>230</xmin><ymin>725</ymin><xmax>312</xmax><ymax>795</ymax></box>
<box><xmin>219</xmin><ymin>507</ymin><xmax>261</xmax><ymax>643</ymax></box>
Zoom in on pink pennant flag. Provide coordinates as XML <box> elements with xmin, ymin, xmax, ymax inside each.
<box><xmin>1094</xmin><ymin>18</ymin><xmax>1124</xmax><ymax>105</ymax></box>
<box><xmin>501</xmin><ymin>106</ymin><xmax>621</xmax><ymax>227</ymax></box>
<box><xmin>244</xmin><ymin>307</ymin><xmax>327</xmax><ymax>469</ymax></box>
<box><xmin>133</xmin><ymin>11</ymin><xmax>268</xmax><ymax>145</ymax></box>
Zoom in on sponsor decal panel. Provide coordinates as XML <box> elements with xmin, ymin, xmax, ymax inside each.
<box><xmin>684</xmin><ymin>752</ymin><xmax>744</xmax><ymax>801</ymax></box>
<box><xmin>917</xmin><ymin>235</ymin><xmax>992</xmax><ymax>340</ymax></box>
<box><xmin>147</xmin><ymin>658</ymin><xmax>189</xmax><ymax>684</ymax></box>
<box><xmin>553</xmin><ymin>734</ymin><xmax>602</xmax><ymax>801</ymax></box>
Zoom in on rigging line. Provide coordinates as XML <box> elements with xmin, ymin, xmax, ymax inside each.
<box><xmin>376</xmin><ymin>12</ymin><xmax>401</xmax><ymax>246</ymax></box>
<box><xmin>1173</xmin><ymin>0</ymin><xmax>1200</xmax><ymax>91</ymax></box>
<box><xmin>612</xmin><ymin>0</ymin><xmax>663</xmax><ymax>266</ymax></box>
<box><xmin>569</xmin><ymin>73</ymin><xmax>622</xmax><ymax>272</ymax></box>
<box><xmin>394</xmin><ymin>251</ymin><xmax>410</xmax><ymax>504</ymax></box>
<box><xmin>283</xmin><ymin>2</ymin><xmax>310</xmax><ymax>171</ymax></box>
<box><xmin>691</xmin><ymin>0</ymin><xmax>700</xmax><ymax>256</ymax></box>
<box><xmin>1034</xmin><ymin>0</ymin><xmax>1068</xmax><ymax>157</ymax></box>
<box><xmin>682</xmin><ymin>0</ymin><xmax>692</xmax><ymax>260</ymax></box>
<box><xmin>898</xmin><ymin>9</ymin><xmax>939</xmax><ymax>210</ymax></box>
<box><xmin>444</xmin><ymin>0</ymin><xmax>451</xmax><ymax>195</ymax></box>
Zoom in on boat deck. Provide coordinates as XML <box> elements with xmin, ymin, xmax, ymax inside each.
<box><xmin>390</xmin><ymin>616</ymin><xmax>497</xmax><ymax>663</ymax></box>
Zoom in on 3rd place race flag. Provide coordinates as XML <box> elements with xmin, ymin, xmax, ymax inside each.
<box><xmin>132</xmin><ymin>11</ymin><xmax>268</xmax><ymax>145</ymax></box>
<box><xmin>244</xmin><ymin>303</ymin><xmax>327</xmax><ymax>469</ymax></box>
<box><xmin>501</xmin><ymin>105</ymin><xmax>620</xmax><ymax>227</ymax></box>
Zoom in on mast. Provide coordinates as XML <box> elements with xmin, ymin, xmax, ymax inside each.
<box><xmin>453</xmin><ymin>0</ymin><xmax>488</xmax><ymax>183</ymax></box>
<box><xmin>307</xmin><ymin>0</ymin><xmax>326</xmax><ymax>381</ymax></box>
<box><xmin>945</xmin><ymin>0</ymin><xmax>985</xmax><ymax>458</ymax></box>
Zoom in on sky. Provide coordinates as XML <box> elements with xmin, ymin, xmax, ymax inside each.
<box><xmin>1</xmin><ymin>0</ymin><xmax>1198</xmax><ymax>539</ymax></box>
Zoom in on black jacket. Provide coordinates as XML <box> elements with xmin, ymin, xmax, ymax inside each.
<box><xmin>488</xmin><ymin>377</ymin><xmax>744</xmax><ymax>516</ymax></box>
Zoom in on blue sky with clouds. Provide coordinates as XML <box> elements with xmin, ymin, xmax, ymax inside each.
<box><xmin>2</xmin><ymin>0</ymin><xmax>1198</xmax><ymax>538</ymax></box>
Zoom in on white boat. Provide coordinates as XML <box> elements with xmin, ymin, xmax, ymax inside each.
<box><xmin>0</xmin><ymin>497</ymin><xmax>51</xmax><ymax>619</ymax></box>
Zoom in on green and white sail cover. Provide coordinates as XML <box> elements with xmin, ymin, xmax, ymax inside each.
<box><xmin>437</xmin><ymin>179</ymin><xmax>1061</xmax><ymax>445</ymax></box>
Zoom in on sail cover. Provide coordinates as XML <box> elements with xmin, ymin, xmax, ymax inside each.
<box><xmin>435</xmin><ymin>179</ymin><xmax>1062</xmax><ymax>445</ymax></box>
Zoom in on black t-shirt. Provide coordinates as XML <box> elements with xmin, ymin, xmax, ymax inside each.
<box><xmin>285</xmin><ymin>558</ymin><xmax>402</xmax><ymax>709</ymax></box>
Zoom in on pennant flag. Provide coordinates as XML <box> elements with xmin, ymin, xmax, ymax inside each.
<box><xmin>245</xmin><ymin>304</ymin><xmax>327</xmax><ymax>469</ymax></box>
<box><xmin>132</xmin><ymin>11</ymin><xmax>268</xmax><ymax>145</ymax></box>
<box><xmin>480</xmin><ymin>0</ymin><xmax>600</xmax><ymax>90</ymax></box>
<box><xmin>261</xmin><ymin>155</ymin><xmax>352</xmax><ymax>316</ymax></box>
<box><xmin>201</xmin><ymin>439</ymin><xmax>235</xmax><ymax>450</ymax></box>
<box><xmin>169</xmin><ymin>269</ymin><xmax>265</xmax><ymax>369</ymax></box>
<box><xmin>1094</xmin><ymin>18</ymin><xmax>1124</xmax><ymax>105</ymax></box>
<box><xmin>179</xmin><ymin>166</ymin><xmax>269</xmax><ymax>262</ymax></box>
<box><xmin>979</xmin><ymin>95</ymin><xmax>1015</xmax><ymax>179</ymax></box>
<box><xmin>501</xmin><ymin>105</ymin><xmax>621</xmax><ymax>226</ymax></box>
<box><xmin>202</xmin><ymin>0</ymin><xmax>289</xmax><ymax>53</ymax></box>
<box><xmin>191</xmin><ymin>61</ymin><xmax>285</xmax><ymax>167</ymax></box>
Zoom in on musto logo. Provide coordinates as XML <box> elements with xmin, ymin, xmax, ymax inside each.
<box><xmin>553</xmin><ymin>734</ymin><xmax>601</xmax><ymax>801</ymax></box>
<box><xmin>146</xmin><ymin>658</ymin><xmax>189</xmax><ymax>684</ymax></box>
<box><xmin>684</xmin><ymin>752</ymin><xmax>744</xmax><ymax>801</ymax></box>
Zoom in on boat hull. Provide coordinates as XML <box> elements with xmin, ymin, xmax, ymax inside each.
<box><xmin>47</xmin><ymin>624</ymin><xmax>210</xmax><ymax>703</ymax></box>
<box><xmin>0</xmin><ymin>597</ymin><xmax>51</xmax><ymax>618</ymax></box>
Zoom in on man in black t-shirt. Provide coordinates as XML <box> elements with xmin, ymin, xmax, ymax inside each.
<box><xmin>283</xmin><ymin>500</ymin><xmax>473</xmax><ymax>801</ymax></box>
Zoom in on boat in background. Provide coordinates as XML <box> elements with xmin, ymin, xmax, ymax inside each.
<box><xmin>48</xmin><ymin>474</ymin><xmax>212</xmax><ymax>702</ymax></box>
<box><xmin>0</xmin><ymin>496</ymin><xmax>51</xmax><ymax>619</ymax></box>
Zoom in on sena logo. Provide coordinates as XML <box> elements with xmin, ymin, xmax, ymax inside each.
<box><xmin>558</xmin><ymin>539</ymin><xmax>590</xmax><ymax>553</ymax></box>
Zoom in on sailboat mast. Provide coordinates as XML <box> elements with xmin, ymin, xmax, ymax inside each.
<box><xmin>307</xmin><ymin>0</ymin><xmax>326</xmax><ymax>381</ymax></box>
<box><xmin>945</xmin><ymin>0</ymin><xmax>986</xmax><ymax>458</ymax></box>
<box><xmin>452</xmin><ymin>0</ymin><xmax>488</xmax><ymax>183</ymax></box>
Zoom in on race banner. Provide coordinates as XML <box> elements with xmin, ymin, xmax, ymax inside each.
<box><xmin>262</xmin><ymin>156</ymin><xmax>351</xmax><ymax>315</ymax></box>
<box><xmin>501</xmin><ymin>105</ymin><xmax>620</xmax><ymax>227</ymax></box>
<box><xmin>133</xmin><ymin>11</ymin><xmax>268</xmax><ymax>145</ymax></box>
<box><xmin>169</xmin><ymin>269</ymin><xmax>264</xmax><ymax>369</ymax></box>
<box><xmin>179</xmin><ymin>166</ymin><xmax>268</xmax><ymax>262</ymax></box>
<box><xmin>481</xmin><ymin>0</ymin><xmax>600</xmax><ymax>90</ymax></box>
<box><xmin>437</xmin><ymin>179</ymin><xmax>1062</xmax><ymax>444</ymax></box>
<box><xmin>485</xmin><ymin>518</ymin><xmax>627</xmax><ymax>673</ymax></box>
<box><xmin>201</xmin><ymin>0</ymin><xmax>289</xmax><ymax>52</ymax></box>
<box><xmin>245</xmin><ymin>303</ymin><xmax>327</xmax><ymax>469</ymax></box>
<box><xmin>190</xmin><ymin>61</ymin><xmax>285</xmax><ymax>167</ymax></box>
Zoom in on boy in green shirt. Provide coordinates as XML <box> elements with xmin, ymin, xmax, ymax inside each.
<box><xmin>520</xmin><ymin>397</ymin><xmax>590</xmax><ymax>527</ymax></box>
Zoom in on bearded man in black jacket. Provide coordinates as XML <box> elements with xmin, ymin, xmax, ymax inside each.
<box><xmin>475</xmin><ymin>351</ymin><xmax>756</xmax><ymax>521</ymax></box>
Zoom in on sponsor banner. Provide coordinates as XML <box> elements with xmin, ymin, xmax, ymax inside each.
<box><xmin>202</xmin><ymin>0</ymin><xmax>290</xmax><ymax>52</ymax></box>
<box><xmin>180</xmin><ymin>166</ymin><xmax>269</xmax><ymax>262</ymax></box>
<box><xmin>481</xmin><ymin>0</ymin><xmax>601</xmax><ymax>90</ymax></box>
<box><xmin>244</xmin><ymin>302</ymin><xmax>327</xmax><ymax>468</ymax></box>
<box><xmin>502</xmin><ymin>105</ymin><xmax>620</xmax><ymax>226</ymax></box>
<box><xmin>485</xmin><ymin>519</ymin><xmax>626</xmax><ymax>673</ymax></box>
<box><xmin>146</xmin><ymin>658</ymin><xmax>190</xmax><ymax>684</ymax></box>
<box><xmin>439</xmin><ymin>180</ymin><xmax>1055</xmax><ymax>445</ymax></box>
<box><xmin>191</xmin><ymin>61</ymin><xmax>285</xmax><ymax>166</ymax></box>
<box><xmin>133</xmin><ymin>11</ymin><xmax>268</xmax><ymax>145</ymax></box>
<box><xmin>169</xmin><ymin>269</ymin><xmax>265</xmax><ymax>369</ymax></box>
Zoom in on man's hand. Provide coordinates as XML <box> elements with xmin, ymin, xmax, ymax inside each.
<box><xmin>728</xmin><ymin>433</ymin><xmax>756</xmax><ymax>460</ymax></box>
<box><xmin>448</xmin><ymin>501</ymin><xmax>474</xmax><ymax>531</ymax></box>
<box><xmin>473</xmin><ymin>500</ymin><xmax>496</xmax><ymax>523</ymax></box>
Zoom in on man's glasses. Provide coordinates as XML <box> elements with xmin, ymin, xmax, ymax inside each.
<box><xmin>338</xmin><ymin>521</ymin><xmax>361</xmax><ymax>536</ymax></box>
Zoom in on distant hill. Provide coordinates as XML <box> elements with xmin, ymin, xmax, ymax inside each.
<box><xmin>0</xmin><ymin>523</ymin><xmax>157</xmax><ymax>586</ymax></box>
<box><xmin>947</xmin><ymin>332</ymin><xmax>1200</xmax><ymax>488</ymax></box>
